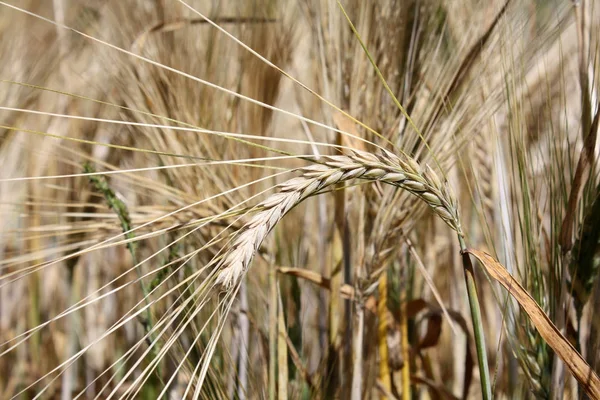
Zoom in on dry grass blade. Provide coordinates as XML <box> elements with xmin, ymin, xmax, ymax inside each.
<box><xmin>277</xmin><ymin>287</ymin><xmax>288</xmax><ymax>400</ymax></box>
<box><xmin>466</xmin><ymin>249</ymin><xmax>600</xmax><ymax>399</ymax></box>
<box><xmin>133</xmin><ymin>16</ymin><xmax>276</xmax><ymax>52</ymax></box>
<box><xmin>570</xmin><ymin>186</ymin><xmax>600</xmax><ymax>315</ymax></box>
<box><xmin>377</xmin><ymin>272</ymin><xmax>392</xmax><ymax>398</ymax></box>
<box><xmin>277</xmin><ymin>267</ymin><xmax>355</xmax><ymax>299</ymax></box>
<box><xmin>400</xmin><ymin>292</ymin><xmax>411</xmax><ymax>400</ymax></box>
<box><xmin>444</xmin><ymin>0</ymin><xmax>511</xmax><ymax>100</ymax></box>
<box><xmin>216</xmin><ymin>149</ymin><xmax>461</xmax><ymax>288</ymax></box>
<box><xmin>560</xmin><ymin>104</ymin><xmax>600</xmax><ymax>252</ymax></box>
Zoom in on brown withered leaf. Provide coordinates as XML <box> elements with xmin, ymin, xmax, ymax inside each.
<box><xmin>466</xmin><ymin>248</ymin><xmax>600</xmax><ymax>399</ymax></box>
<box><xmin>417</xmin><ymin>314</ymin><xmax>443</xmax><ymax>350</ymax></box>
<box><xmin>411</xmin><ymin>375</ymin><xmax>460</xmax><ymax>400</ymax></box>
<box><xmin>407</xmin><ymin>299</ymin><xmax>474</xmax><ymax>400</ymax></box>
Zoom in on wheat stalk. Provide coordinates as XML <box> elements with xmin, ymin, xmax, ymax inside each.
<box><xmin>216</xmin><ymin>149</ymin><xmax>462</xmax><ymax>288</ymax></box>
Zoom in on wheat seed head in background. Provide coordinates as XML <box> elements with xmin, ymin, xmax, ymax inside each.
<box><xmin>0</xmin><ymin>0</ymin><xmax>599</xmax><ymax>399</ymax></box>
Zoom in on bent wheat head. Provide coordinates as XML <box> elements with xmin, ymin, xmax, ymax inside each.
<box><xmin>216</xmin><ymin>149</ymin><xmax>462</xmax><ymax>288</ymax></box>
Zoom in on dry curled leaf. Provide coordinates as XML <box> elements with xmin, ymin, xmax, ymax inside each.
<box><xmin>417</xmin><ymin>313</ymin><xmax>442</xmax><ymax>350</ymax></box>
<box><xmin>466</xmin><ymin>248</ymin><xmax>600</xmax><ymax>399</ymax></box>
<box><xmin>405</xmin><ymin>299</ymin><xmax>474</xmax><ymax>400</ymax></box>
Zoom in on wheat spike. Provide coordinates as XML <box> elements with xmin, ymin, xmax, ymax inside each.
<box><xmin>216</xmin><ymin>149</ymin><xmax>462</xmax><ymax>288</ymax></box>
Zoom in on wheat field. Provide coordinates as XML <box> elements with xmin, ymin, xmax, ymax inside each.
<box><xmin>0</xmin><ymin>0</ymin><xmax>599</xmax><ymax>399</ymax></box>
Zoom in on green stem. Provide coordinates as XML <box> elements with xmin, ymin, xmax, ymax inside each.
<box><xmin>83</xmin><ymin>162</ymin><xmax>164</xmax><ymax>385</ymax></box>
<box><xmin>459</xmin><ymin>236</ymin><xmax>492</xmax><ymax>399</ymax></box>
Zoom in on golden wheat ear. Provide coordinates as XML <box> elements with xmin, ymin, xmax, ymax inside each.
<box><xmin>215</xmin><ymin>149</ymin><xmax>462</xmax><ymax>288</ymax></box>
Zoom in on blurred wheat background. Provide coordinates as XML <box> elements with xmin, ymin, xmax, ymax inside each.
<box><xmin>0</xmin><ymin>0</ymin><xmax>599</xmax><ymax>399</ymax></box>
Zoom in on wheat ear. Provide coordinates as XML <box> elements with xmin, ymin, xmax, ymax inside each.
<box><xmin>216</xmin><ymin>149</ymin><xmax>462</xmax><ymax>288</ymax></box>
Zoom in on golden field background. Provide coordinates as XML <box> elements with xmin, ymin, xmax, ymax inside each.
<box><xmin>0</xmin><ymin>1</ymin><xmax>599</xmax><ymax>399</ymax></box>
